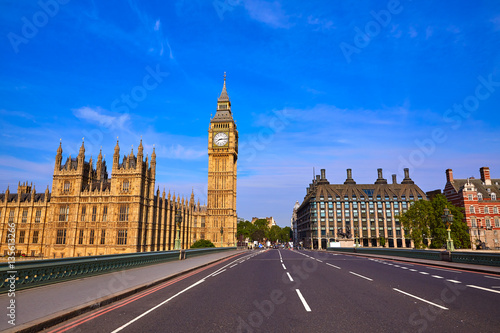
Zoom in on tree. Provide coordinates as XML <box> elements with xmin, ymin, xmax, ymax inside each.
<box><xmin>237</xmin><ymin>220</ymin><xmax>255</xmax><ymax>240</ymax></box>
<box><xmin>399</xmin><ymin>200</ymin><xmax>434</xmax><ymax>249</ymax></box>
<box><xmin>429</xmin><ymin>194</ymin><xmax>470</xmax><ymax>249</ymax></box>
<box><xmin>268</xmin><ymin>225</ymin><xmax>281</xmax><ymax>242</ymax></box>
<box><xmin>191</xmin><ymin>239</ymin><xmax>215</xmax><ymax>248</ymax></box>
<box><xmin>280</xmin><ymin>227</ymin><xmax>292</xmax><ymax>243</ymax></box>
<box><xmin>399</xmin><ymin>194</ymin><xmax>470</xmax><ymax>249</ymax></box>
<box><xmin>251</xmin><ymin>229</ymin><xmax>266</xmax><ymax>242</ymax></box>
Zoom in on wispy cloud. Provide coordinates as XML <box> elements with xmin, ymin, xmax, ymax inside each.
<box><xmin>243</xmin><ymin>0</ymin><xmax>291</xmax><ymax>28</ymax></box>
<box><xmin>73</xmin><ymin>106</ymin><xmax>130</xmax><ymax>130</ymax></box>
<box><xmin>307</xmin><ymin>15</ymin><xmax>335</xmax><ymax>31</ymax></box>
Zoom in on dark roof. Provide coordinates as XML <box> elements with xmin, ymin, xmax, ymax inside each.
<box><xmin>0</xmin><ymin>192</ymin><xmax>49</xmax><ymax>203</ymax></box>
<box><xmin>299</xmin><ymin>182</ymin><xmax>426</xmax><ymax>211</ymax></box>
<box><xmin>451</xmin><ymin>178</ymin><xmax>500</xmax><ymax>198</ymax></box>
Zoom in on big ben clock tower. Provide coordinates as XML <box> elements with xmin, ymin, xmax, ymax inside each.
<box><xmin>207</xmin><ymin>73</ymin><xmax>238</xmax><ymax>247</ymax></box>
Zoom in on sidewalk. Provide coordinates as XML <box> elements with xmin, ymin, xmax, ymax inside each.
<box><xmin>325</xmin><ymin>250</ymin><xmax>500</xmax><ymax>275</ymax></box>
<box><xmin>1</xmin><ymin>250</ymin><xmax>243</xmax><ymax>333</ymax></box>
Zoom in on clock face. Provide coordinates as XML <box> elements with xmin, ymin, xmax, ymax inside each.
<box><xmin>213</xmin><ymin>132</ymin><xmax>228</xmax><ymax>146</ymax></box>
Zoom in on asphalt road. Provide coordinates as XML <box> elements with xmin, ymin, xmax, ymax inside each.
<box><xmin>46</xmin><ymin>249</ymin><xmax>500</xmax><ymax>333</ymax></box>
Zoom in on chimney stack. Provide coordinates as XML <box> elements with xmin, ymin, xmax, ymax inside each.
<box><xmin>321</xmin><ymin>169</ymin><xmax>326</xmax><ymax>180</ymax></box>
<box><xmin>446</xmin><ymin>169</ymin><xmax>454</xmax><ymax>183</ymax></box>
<box><xmin>401</xmin><ymin>168</ymin><xmax>415</xmax><ymax>184</ymax></box>
<box><xmin>392</xmin><ymin>174</ymin><xmax>397</xmax><ymax>184</ymax></box>
<box><xmin>375</xmin><ymin>168</ymin><xmax>387</xmax><ymax>184</ymax></box>
<box><xmin>480</xmin><ymin>167</ymin><xmax>491</xmax><ymax>185</ymax></box>
<box><xmin>344</xmin><ymin>168</ymin><xmax>356</xmax><ymax>185</ymax></box>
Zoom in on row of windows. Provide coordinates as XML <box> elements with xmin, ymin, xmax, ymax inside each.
<box><xmin>6</xmin><ymin>230</ymin><xmax>40</xmax><ymax>244</ymax></box>
<box><xmin>470</xmin><ymin>217</ymin><xmax>500</xmax><ymax>228</ymax></box>
<box><xmin>0</xmin><ymin>209</ymin><xmax>43</xmax><ymax>223</ymax></box>
<box><xmin>468</xmin><ymin>193</ymin><xmax>497</xmax><ymax>201</ymax></box>
<box><xmin>469</xmin><ymin>206</ymin><xmax>499</xmax><ymax>214</ymax></box>
<box><xmin>64</xmin><ymin>180</ymin><xmax>132</xmax><ymax>193</ymax></box>
<box><xmin>314</xmin><ymin>194</ymin><xmax>422</xmax><ymax>201</ymax></box>
<box><xmin>59</xmin><ymin>205</ymin><xmax>114</xmax><ymax>222</ymax></box>
<box><xmin>56</xmin><ymin>229</ymin><xmax>128</xmax><ymax>245</ymax></box>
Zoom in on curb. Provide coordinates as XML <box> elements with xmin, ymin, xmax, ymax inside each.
<box><xmin>10</xmin><ymin>251</ymin><xmax>242</xmax><ymax>333</ymax></box>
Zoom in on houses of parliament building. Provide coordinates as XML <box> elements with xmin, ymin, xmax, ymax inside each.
<box><xmin>0</xmin><ymin>77</ymin><xmax>238</xmax><ymax>258</ymax></box>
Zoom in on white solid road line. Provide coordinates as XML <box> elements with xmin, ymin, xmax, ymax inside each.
<box><xmin>349</xmin><ymin>271</ymin><xmax>373</xmax><ymax>281</ymax></box>
<box><xmin>296</xmin><ymin>289</ymin><xmax>312</xmax><ymax>312</ymax></box>
<box><xmin>326</xmin><ymin>263</ymin><xmax>341</xmax><ymax>269</ymax></box>
<box><xmin>230</xmin><ymin>264</ymin><xmax>238</xmax><ymax>268</ymax></box>
<box><xmin>484</xmin><ymin>275</ymin><xmax>500</xmax><ymax>281</ymax></box>
<box><xmin>467</xmin><ymin>285</ymin><xmax>500</xmax><ymax>294</ymax></box>
<box><xmin>393</xmin><ymin>288</ymin><xmax>448</xmax><ymax>310</ymax></box>
<box><xmin>211</xmin><ymin>269</ymin><xmax>226</xmax><ymax>277</ymax></box>
<box><xmin>111</xmin><ymin>279</ymin><xmax>205</xmax><ymax>333</ymax></box>
<box><xmin>287</xmin><ymin>272</ymin><xmax>294</xmax><ymax>282</ymax></box>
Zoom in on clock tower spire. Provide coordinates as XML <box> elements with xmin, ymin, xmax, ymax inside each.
<box><xmin>207</xmin><ymin>73</ymin><xmax>238</xmax><ymax>247</ymax></box>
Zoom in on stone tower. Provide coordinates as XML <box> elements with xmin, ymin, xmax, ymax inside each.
<box><xmin>207</xmin><ymin>74</ymin><xmax>238</xmax><ymax>246</ymax></box>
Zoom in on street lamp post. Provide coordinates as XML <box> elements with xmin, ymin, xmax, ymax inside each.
<box><xmin>441</xmin><ymin>206</ymin><xmax>455</xmax><ymax>251</ymax></box>
<box><xmin>174</xmin><ymin>211</ymin><xmax>182</xmax><ymax>250</ymax></box>
<box><xmin>220</xmin><ymin>226</ymin><xmax>224</xmax><ymax>248</ymax></box>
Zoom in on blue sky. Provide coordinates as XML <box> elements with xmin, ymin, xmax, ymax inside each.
<box><xmin>1</xmin><ymin>0</ymin><xmax>499</xmax><ymax>227</ymax></box>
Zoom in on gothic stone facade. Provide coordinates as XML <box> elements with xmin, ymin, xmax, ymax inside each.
<box><xmin>0</xmin><ymin>78</ymin><xmax>241</xmax><ymax>258</ymax></box>
<box><xmin>0</xmin><ymin>139</ymin><xmax>206</xmax><ymax>258</ymax></box>
<box><xmin>206</xmin><ymin>76</ymin><xmax>238</xmax><ymax>247</ymax></box>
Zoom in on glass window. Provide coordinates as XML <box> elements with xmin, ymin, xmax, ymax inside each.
<box><xmin>56</xmin><ymin>229</ymin><xmax>66</xmax><ymax>244</ymax></box>
<box><xmin>102</xmin><ymin>206</ymin><xmax>108</xmax><ymax>222</ymax></box>
<box><xmin>470</xmin><ymin>206</ymin><xmax>475</xmax><ymax>214</ymax></box>
<box><xmin>9</xmin><ymin>210</ymin><xmax>15</xmax><ymax>223</ymax></box>
<box><xmin>59</xmin><ymin>206</ymin><xmax>69</xmax><ymax>222</ymax></box>
<box><xmin>35</xmin><ymin>209</ymin><xmax>41</xmax><ymax>223</ymax></box>
<box><xmin>78</xmin><ymin>230</ymin><xmax>84</xmax><ymax>244</ymax></box>
<box><xmin>92</xmin><ymin>206</ymin><xmax>97</xmax><ymax>222</ymax></box>
<box><xmin>123</xmin><ymin>180</ymin><xmax>130</xmax><ymax>192</ymax></box>
<box><xmin>468</xmin><ymin>194</ymin><xmax>473</xmax><ymax>200</ymax></box>
<box><xmin>117</xmin><ymin>230</ymin><xmax>128</xmax><ymax>245</ymax></box>
<box><xmin>119</xmin><ymin>205</ymin><xmax>129</xmax><ymax>221</ymax></box>
<box><xmin>492</xmin><ymin>193</ymin><xmax>497</xmax><ymax>200</ymax></box>
<box><xmin>495</xmin><ymin>218</ymin><xmax>499</xmax><ymax>228</ymax></box>
<box><xmin>32</xmin><ymin>230</ymin><xmax>39</xmax><ymax>244</ymax></box>
<box><xmin>486</xmin><ymin>218</ymin><xmax>491</xmax><ymax>228</ymax></box>
<box><xmin>471</xmin><ymin>217</ymin><xmax>477</xmax><ymax>227</ymax></box>
<box><xmin>19</xmin><ymin>231</ymin><xmax>25</xmax><ymax>243</ymax></box>
<box><xmin>81</xmin><ymin>206</ymin><xmax>86</xmax><ymax>221</ymax></box>
<box><xmin>478</xmin><ymin>193</ymin><xmax>483</xmax><ymax>200</ymax></box>
<box><xmin>89</xmin><ymin>229</ymin><xmax>95</xmax><ymax>245</ymax></box>
<box><xmin>64</xmin><ymin>181</ymin><xmax>70</xmax><ymax>192</ymax></box>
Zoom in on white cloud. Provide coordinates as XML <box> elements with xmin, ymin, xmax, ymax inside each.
<box><xmin>73</xmin><ymin>106</ymin><xmax>130</xmax><ymax>130</ymax></box>
<box><xmin>243</xmin><ymin>0</ymin><xmax>291</xmax><ymax>28</ymax></box>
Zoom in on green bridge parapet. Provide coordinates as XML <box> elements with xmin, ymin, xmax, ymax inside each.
<box><xmin>0</xmin><ymin>247</ymin><xmax>236</xmax><ymax>293</ymax></box>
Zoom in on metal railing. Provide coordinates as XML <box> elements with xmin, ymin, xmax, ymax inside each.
<box><xmin>0</xmin><ymin>247</ymin><xmax>236</xmax><ymax>293</ymax></box>
<box><xmin>326</xmin><ymin>247</ymin><xmax>500</xmax><ymax>267</ymax></box>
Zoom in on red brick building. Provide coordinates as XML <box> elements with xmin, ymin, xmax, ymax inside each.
<box><xmin>443</xmin><ymin>167</ymin><xmax>500</xmax><ymax>249</ymax></box>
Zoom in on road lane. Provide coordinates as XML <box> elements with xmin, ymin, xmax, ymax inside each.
<box><xmin>47</xmin><ymin>249</ymin><xmax>500</xmax><ymax>333</ymax></box>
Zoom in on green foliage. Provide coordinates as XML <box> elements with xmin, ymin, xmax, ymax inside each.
<box><xmin>399</xmin><ymin>200</ymin><xmax>433</xmax><ymax>249</ymax></box>
<box><xmin>254</xmin><ymin>219</ymin><xmax>270</xmax><ymax>232</ymax></box>
<box><xmin>237</xmin><ymin>219</ymin><xmax>292</xmax><ymax>244</ymax></box>
<box><xmin>379</xmin><ymin>236</ymin><xmax>386</xmax><ymax>247</ymax></box>
<box><xmin>280</xmin><ymin>227</ymin><xmax>292</xmax><ymax>243</ymax></box>
<box><xmin>399</xmin><ymin>194</ymin><xmax>471</xmax><ymax>249</ymax></box>
<box><xmin>268</xmin><ymin>225</ymin><xmax>281</xmax><ymax>242</ymax></box>
<box><xmin>237</xmin><ymin>221</ymin><xmax>255</xmax><ymax>240</ymax></box>
<box><xmin>190</xmin><ymin>239</ymin><xmax>215</xmax><ymax>248</ymax></box>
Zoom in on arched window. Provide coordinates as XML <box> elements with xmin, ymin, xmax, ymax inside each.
<box><xmin>478</xmin><ymin>193</ymin><xmax>483</xmax><ymax>200</ymax></box>
<box><xmin>122</xmin><ymin>180</ymin><xmax>129</xmax><ymax>192</ymax></box>
<box><xmin>63</xmin><ymin>181</ymin><xmax>70</xmax><ymax>192</ymax></box>
<box><xmin>492</xmin><ymin>193</ymin><xmax>497</xmax><ymax>200</ymax></box>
